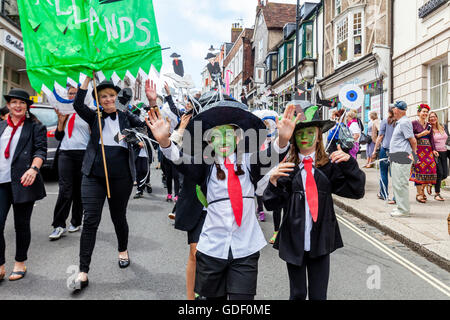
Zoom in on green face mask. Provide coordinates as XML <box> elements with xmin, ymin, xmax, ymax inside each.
<box><xmin>295</xmin><ymin>127</ymin><xmax>318</xmax><ymax>151</ymax></box>
<box><xmin>210</xmin><ymin>125</ymin><xmax>237</xmax><ymax>158</ymax></box>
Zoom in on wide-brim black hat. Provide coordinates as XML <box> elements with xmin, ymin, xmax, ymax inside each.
<box><xmin>183</xmin><ymin>100</ymin><xmax>267</xmax><ymax>155</ymax></box>
<box><xmin>4</xmin><ymin>89</ymin><xmax>33</xmax><ymax>107</ymax></box>
<box><xmin>290</xmin><ymin>100</ymin><xmax>335</xmax><ymax>133</ymax></box>
<box><xmin>170</xmin><ymin>52</ymin><xmax>181</xmax><ymax>58</ymax></box>
<box><xmin>204</xmin><ymin>52</ymin><xmax>216</xmax><ymax>60</ymax></box>
<box><xmin>92</xmin><ymin>80</ymin><xmax>121</xmax><ymax>99</ymax></box>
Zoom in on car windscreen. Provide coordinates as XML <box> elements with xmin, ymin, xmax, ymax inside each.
<box><xmin>30</xmin><ymin>108</ymin><xmax>58</xmax><ymax>127</ymax></box>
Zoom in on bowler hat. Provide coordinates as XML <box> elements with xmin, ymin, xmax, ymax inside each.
<box><xmin>4</xmin><ymin>89</ymin><xmax>33</xmax><ymax>107</ymax></box>
<box><xmin>204</xmin><ymin>52</ymin><xmax>216</xmax><ymax>60</ymax></box>
<box><xmin>92</xmin><ymin>80</ymin><xmax>121</xmax><ymax>100</ymax></box>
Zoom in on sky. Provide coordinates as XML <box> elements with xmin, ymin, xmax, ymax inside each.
<box><xmin>153</xmin><ymin>0</ymin><xmax>302</xmax><ymax>90</ymax></box>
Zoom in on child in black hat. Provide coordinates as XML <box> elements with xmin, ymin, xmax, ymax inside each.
<box><xmin>146</xmin><ymin>81</ymin><xmax>300</xmax><ymax>299</ymax></box>
<box><xmin>263</xmin><ymin>100</ymin><xmax>366</xmax><ymax>300</ymax></box>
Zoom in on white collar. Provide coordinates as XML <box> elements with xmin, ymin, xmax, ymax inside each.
<box><xmin>298</xmin><ymin>151</ymin><xmax>316</xmax><ymax>168</ymax></box>
<box><xmin>217</xmin><ymin>152</ymin><xmax>237</xmax><ymax>164</ymax></box>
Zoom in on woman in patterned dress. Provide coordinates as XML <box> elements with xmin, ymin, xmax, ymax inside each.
<box><xmin>409</xmin><ymin>104</ymin><xmax>438</xmax><ymax>203</ymax></box>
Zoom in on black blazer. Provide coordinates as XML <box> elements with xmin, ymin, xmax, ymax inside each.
<box><xmin>0</xmin><ymin>118</ymin><xmax>47</xmax><ymax>204</ymax></box>
<box><xmin>263</xmin><ymin>157</ymin><xmax>365</xmax><ymax>266</ymax></box>
<box><xmin>73</xmin><ymin>89</ymin><xmax>146</xmax><ymax>181</ymax></box>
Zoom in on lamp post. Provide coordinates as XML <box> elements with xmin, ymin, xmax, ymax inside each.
<box><xmin>294</xmin><ymin>0</ymin><xmax>301</xmax><ymax>98</ymax></box>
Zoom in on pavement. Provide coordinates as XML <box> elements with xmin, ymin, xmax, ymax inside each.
<box><xmin>333</xmin><ymin>160</ymin><xmax>450</xmax><ymax>272</ymax></box>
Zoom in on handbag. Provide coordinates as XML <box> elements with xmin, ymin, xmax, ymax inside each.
<box><xmin>337</xmin><ymin>124</ymin><xmax>355</xmax><ymax>152</ymax></box>
<box><xmin>359</xmin><ymin>132</ymin><xmax>372</xmax><ymax>145</ymax></box>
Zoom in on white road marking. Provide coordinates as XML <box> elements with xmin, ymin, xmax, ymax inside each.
<box><xmin>337</xmin><ymin>214</ymin><xmax>450</xmax><ymax>297</ymax></box>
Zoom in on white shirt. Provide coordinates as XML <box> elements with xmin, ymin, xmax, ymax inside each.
<box><xmin>349</xmin><ymin>122</ymin><xmax>361</xmax><ymax>143</ymax></box>
<box><xmin>100</xmin><ymin>115</ymin><xmax>127</xmax><ymax>149</ymax></box>
<box><xmin>161</xmin><ymin>139</ymin><xmax>289</xmax><ymax>259</ymax></box>
<box><xmin>298</xmin><ymin>152</ymin><xmax>315</xmax><ymax>252</ymax></box>
<box><xmin>0</xmin><ymin>125</ymin><xmax>23</xmax><ymax>183</ymax></box>
<box><xmin>60</xmin><ymin>113</ymin><xmax>90</xmax><ymax>151</ymax></box>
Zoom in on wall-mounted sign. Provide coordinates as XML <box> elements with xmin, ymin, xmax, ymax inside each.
<box><xmin>1</xmin><ymin>31</ymin><xmax>25</xmax><ymax>58</ymax></box>
<box><xmin>418</xmin><ymin>0</ymin><xmax>448</xmax><ymax>19</ymax></box>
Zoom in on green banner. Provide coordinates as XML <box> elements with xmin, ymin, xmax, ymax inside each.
<box><xmin>17</xmin><ymin>0</ymin><xmax>162</xmax><ymax>91</ymax></box>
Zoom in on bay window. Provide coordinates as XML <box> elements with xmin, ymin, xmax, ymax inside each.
<box><xmin>334</xmin><ymin>9</ymin><xmax>364</xmax><ymax>67</ymax></box>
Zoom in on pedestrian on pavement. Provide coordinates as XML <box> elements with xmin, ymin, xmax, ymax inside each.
<box><xmin>410</xmin><ymin>104</ymin><xmax>437</xmax><ymax>203</ymax></box>
<box><xmin>0</xmin><ymin>106</ymin><xmax>8</xmax><ymax>120</ymax></box>
<box><xmin>346</xmin><ymin>110</ymin><xmax>361</xmax><ymax>160</ymax></box>
<box><xmin>0</xmin><ymin>89</ymin><xmax>47</xmax><ymax>281</ymax></box>
<box><xmin>326</xmin><ymin>109</ymin><xmax>345</xmax><ymax>154</ymax></box>
<box><xmin>364</xmin><ymin>112</ymin><xmax>380</xmax><ymax>168</ymax></box>
<box><xmin>263</xmin><ymin>102</ymin><xmax>365</xmax><ymax>300</ymax></box>
<box><xmin>70</xmin><ymin>77</ymin><xmax>154</xmax><ymax>291</ymax></box>
<box><xmin>372</xmin><ymin>105</ymin><xmax>396</xmax><ymax>203</ymax></box>
<box><xmin>147</xmin><ymin>97</ymin><xmax>294</xmax><ymax>300</ymax></box>
<box><xmin>429</xmin><ymin>111</ymin><xmax>448</xmax><ymax>201</ymax></box>
<box><xmin>49</xmin><ymin>85</ymin><xmax>90</xmax><ymax>240</ymax></box>
<box><xmin>389</xmin><ymin>101</ymin><xmax>417</xmax><ymax>217</ymax></box>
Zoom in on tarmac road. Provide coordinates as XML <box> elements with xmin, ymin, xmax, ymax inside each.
<box><xmin>0</xmin><ymin>168</ymin><xmax>449</xmax><ymax>300</ymax></box>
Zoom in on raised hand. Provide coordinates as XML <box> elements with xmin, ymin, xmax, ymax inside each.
<box><xmin>277</xmin><ymin>104</ymin><xmax>302</xmax><ymax>148</ymax></box>
<box><xmin>269</xmin><ymin>158</ymin><xmax>295</xmax><ymax>187</ymax></box>
<box><xmin>145</xmin><ymin>79</ymin><xmax>158</xmax><ymax>107</ymax></box>
<box><xmin>164</xmin><ymin>82</ymin><xmax>171</xmax><ymax>96</ymax></box>
<box><xmin>179</xmin><ymin>113</ymin><xmax>192</xmax><ymax>131</ymax></box>
<box><xmin>145</xmin><ymin>107</ymin><xmax>171</xmax><ymax>148</ymax></box>
<box><xmin>330</xmin><ymin>144</ymin><xmax>351</xmax><ymax>164</ymax></box>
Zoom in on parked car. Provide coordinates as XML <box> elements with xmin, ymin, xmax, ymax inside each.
<box><xmin>29</xmin><ymin>104</ymin><xmax>59</xmax><ymax>170</ymax></box>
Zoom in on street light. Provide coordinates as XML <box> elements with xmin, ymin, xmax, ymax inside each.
<box><xmin>294</xmin><ymin>0</ymin><xmax>301</xmax><ymax>98</ymax></box>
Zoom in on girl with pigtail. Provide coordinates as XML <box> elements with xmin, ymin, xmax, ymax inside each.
<box><xmin>146</xmin><ymin>89</ymin><xmax>298</xmax><ymax>300</ymax></box>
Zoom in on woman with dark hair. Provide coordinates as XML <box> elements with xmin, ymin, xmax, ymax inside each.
<box><xmin>410</xmin><ymin>104</ymin><xmax>437</xmax><ymax>203</ymax></box>
<box><xmin>70</xmin><ymin>77</ymin><xmax>154</xmax><ymax>291</ymax></box>
<box><xmin>429</xmin><ymin>111</ymin><xmax>448</xmax><ymax>201</ymax></box>
<box><xmin>0</xmin><ymin>89</ymin><xmax>47</xmax><ymax>281</ymax></box>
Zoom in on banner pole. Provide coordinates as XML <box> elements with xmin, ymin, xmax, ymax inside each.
<box><xmin>92</xmin><ymin>71</ymin><xmax>111</xmax><ymax>199</ymax></box>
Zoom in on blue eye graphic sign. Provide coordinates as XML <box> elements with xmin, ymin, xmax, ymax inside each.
<box><xmin>339</xmin><ymin>84</ymin><xmax>364</xmax><ymax>109</ymax></box>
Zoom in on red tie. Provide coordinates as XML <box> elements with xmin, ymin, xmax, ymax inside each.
<box><xmin>224</xmin><ymin>158</ymin><xmax>243</xmax><ymax>227</ymax></box>
<box><xmin>67</xmin><ymin>113</ymin><xmax>76</xmax><ymax>138</ymax></box>
<box><xmin>5</xmin><ymin>115</ymin><xmax>25</xmax><ymax>159</ymax></box>
<box><xmin>303</xmin><ymin>157</ymin><xmax>318</xmax><ymax>223</ymax></box>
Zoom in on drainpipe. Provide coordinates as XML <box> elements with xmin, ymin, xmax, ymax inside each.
<box><xmin>390</xmin><ymin>0</ymin><xmax>394</xmax><ymax>104</ymax></box>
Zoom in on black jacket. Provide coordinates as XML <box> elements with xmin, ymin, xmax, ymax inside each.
<box><xmin>73</xmin><ymin>89</ymin><xmax>146</xmax><ymax>181</ymax></box>
<box><xmin>0</xmin><ymin>118</ymin><xmax>47</xmax><ymax>204</ymax></box>
<box><xmin>263</xmin><ymin>157</ymin><xmax>365</xmax><ymax>266</ymax></box>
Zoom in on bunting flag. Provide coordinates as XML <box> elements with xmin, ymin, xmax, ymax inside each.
<box><xmin>17</xmin><ymin>0</ymin><xmax>162</xmax><ymax>92</ymax></box>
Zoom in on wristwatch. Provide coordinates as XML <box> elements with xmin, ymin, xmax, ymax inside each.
<box><xmin>31</xmin><ymin>165</ymin><xmax>40</xmax><ymax>173</ymax></box>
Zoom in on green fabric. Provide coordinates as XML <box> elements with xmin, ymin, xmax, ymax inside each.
<box><xmin>17</xmin><ymin>0</ymin><xmax>162</xmax><ymax>92</ymax></box>
<box><xmin>196</xmin><ymin>185</ymin><xmax>208</xmax><ymax>208</ymax></box>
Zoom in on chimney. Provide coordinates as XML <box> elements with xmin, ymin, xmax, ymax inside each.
<box><xmin>231</xmin><ymin>23</ymin><xmax>243</xmax><ymax>43</ymax></box>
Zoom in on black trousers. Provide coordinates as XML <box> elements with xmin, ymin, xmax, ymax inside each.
<box><xmin>162</xmin><ymin>157</ymin><xmax>180</xmax><ymax>196</ymax></box>
<box><xmin>286</xmin><ymin>253</ymin><xmax>330</xmax><ymax>300</ymax></box>
<box><xmin>135</xmin><ymin>156</ymin><xmax>150</xmax><ymax>192</ymax></box>
<box><xmin>435</xmin><ymin>151</ymin><xmax>449</xmax><ymax>194</ymax></box>
<box><xmin>273</xmin><ymin>207</ymin><xmax>286</xmax><ymax>232</ymax></box>
<box><xmin>52</xmin><ymin>150</ymin><xmax>85</xmax><ymax>228</ymax></box>
<box><xmin>79</xmin><ymin>174</ymin><xmax>133</xmax><ymax>273</ymax></box>
<box><xmin>0</xmin><ymin>183</ymin><xmax>34</xmax><ymax>266</ymax></box>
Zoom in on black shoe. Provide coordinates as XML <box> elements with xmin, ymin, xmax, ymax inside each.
<box><xmin>146</xmin><ymin>185</ymin><xmax>153</xmax><ymax>194</ymax></box>
<box><xmin>134</xmin><ymin>191</ymin><xmax>144</xmax><ymax>199</ymax></box>
<box><xmin>72</xmin><ymin>278</ymin><xmax>89</xmax><ymax>292</ymax></box>
<box><xmin>119</xmin><ymin>253</ymin><xmax>130</xmax><ymax>269</ymax></box>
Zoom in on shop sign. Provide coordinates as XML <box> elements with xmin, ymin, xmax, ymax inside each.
<box><xmin>2</xmin><ymin>31</ymin><xmax>25</xmax><ymax>58</ymax></box>
<box><xmin>371</xmin><ymin>95</ymin><xmax>381</xmax><ymax>114</ymax></box>
<box><xmin>418</xmin><ymin>0</ymin><xmax>448</xmax><ymax>19</ymax></box>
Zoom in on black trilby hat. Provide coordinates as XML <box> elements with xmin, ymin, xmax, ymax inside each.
<box><xmin>183</xmin><ymin>100</ymin><xmax>267</xmax><ymax>155</ymax></box>
<box><xmin>204</xmin><ymin>52</ymin><xmax>216</xmax><ymax>60</ymax></box>
<box><xmin>92</xmin><ymin>80</ymin><xmax>121</xmax><ymax>99</ymax></box>
<box><xmin>4</xmin><ymin>89</ymin><xmax>33</xmax><ymax>107</ymax></box>
<box><xmin>290</xmin><ymin>100</ymin><xmax>335</xmax><ymax>133</ymax></box>
<box><xmin>170</xmin><ymin>52</ymin><xmax>181</xmax><ymax>58</ymax></box>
